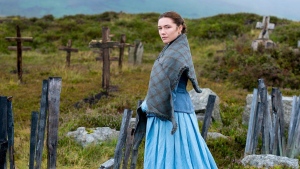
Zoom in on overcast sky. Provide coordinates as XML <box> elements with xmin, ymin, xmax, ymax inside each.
<box><xmin>0</xmin><ymin>0</ymin><xmax>299</xmax><ymax>21</ymax></box>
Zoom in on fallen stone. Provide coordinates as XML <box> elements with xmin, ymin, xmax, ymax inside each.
<box><xmin>241</xmin><ymin>154</ymin><xmax>299</xmax><ymax>169</ymax></box>
<box><xmin>189</xmin><ymin>88</ymin><xmax>222</xmax><ymax>123</ymax></box>
<box><xmin>207</xmin><ymin>132</ymin><xmax>228</xmax><ymax>140</ymax></box>
<box><xmin>67</xmin><ymin>127</ymin><xmax>119</xmax><ymax>147</ymax></box>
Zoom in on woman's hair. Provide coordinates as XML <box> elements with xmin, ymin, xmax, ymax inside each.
<box><xmin>158</xmin><ymin>11</ymin><xmax>187</xmax><ymax>34</ymax></box>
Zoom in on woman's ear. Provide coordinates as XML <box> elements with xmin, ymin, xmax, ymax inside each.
<box><xmin>178</xmin><ymin>25</ymin><xmax>183</xmax><ymax>34</ymax></box>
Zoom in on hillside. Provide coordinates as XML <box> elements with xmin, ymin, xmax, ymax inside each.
<box><xmin>0</xmin><ymin>12</ymin><xmax>300</xmax><ymax>168</ymax></box>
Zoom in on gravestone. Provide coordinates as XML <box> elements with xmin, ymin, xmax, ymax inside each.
<box><xmin>128</xmin><ymin>40</ymin><xmax>143</xmax><ymax>65</ymax></box>
<box><xmin>251</xmin><ymin>16</ymin><xmax>276</xmax><ymax>51</ymax></box>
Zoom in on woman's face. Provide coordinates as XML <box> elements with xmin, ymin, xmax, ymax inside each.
<box><xmin>158</xmin><ymin>17</ymin><xmax>182</xmax><ymax>44</ymax></box>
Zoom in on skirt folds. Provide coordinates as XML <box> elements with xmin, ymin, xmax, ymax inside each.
<box><xmin>144</xmin><ymin>112</ymin><xmax>218</xmax><ymax>169</ymax></box>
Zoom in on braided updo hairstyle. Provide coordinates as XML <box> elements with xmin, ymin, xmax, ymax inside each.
<box><xmin>158</xmin><ymin>11</ymin><xmax>187</xmax><ymax>34</ymax></box>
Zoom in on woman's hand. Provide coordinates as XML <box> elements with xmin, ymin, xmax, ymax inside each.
<box><xmin>141</xmin><ymin>100</ymin><xmax>148</xmax><ymax>113</ymax></box>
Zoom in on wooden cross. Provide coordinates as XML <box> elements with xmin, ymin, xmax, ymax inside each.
<box><xmin>118</xmin><ymin>34</ymin><xmax>131</xmax><ymax>69</ymax></box>
<box><xmin>256</xmin><ymin>16</ymin><xmax>275</xmax><ymax>40</ymax></box>
<box><xmin>89</xmin><ymin>27</ymin><xmax>131</xmax><ymax>92</ymax></box>
<box><xmin>5</xmin><ymin>25</ymin><xmax>33</xmax><ymax>83</ymax></box>
<box><xmin>58</xmin><ymin>39</ymin><xmax>78</xmax><ymax>67</ymax></box>
<box><xmin>94</xmin><ymin>34</ymin><xmax>131</xmax><ymax>66</ymax></box>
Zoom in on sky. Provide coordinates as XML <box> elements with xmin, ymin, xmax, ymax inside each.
<box><xmin>0</xmin><ymin>0</ymin><xmax>299</xmax><ymax>21</ymax></box>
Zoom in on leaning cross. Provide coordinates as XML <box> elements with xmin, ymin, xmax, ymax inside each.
<box><xmin>89</xmin><ymin>27</ymin><xmax>131</xmax><ymax>93</ymax></box>
<box><xmin>5</xmin><ymin>25</ymin><xmax>33</xmax><ymax>83</ymax></box>
<box><xmin>256</xmin><ymin>16</ymin><xmax>275</xmax><ymax>40</ymax></box>
<box><xmin>58</xmin><ymin>39</ymin><xmax>79</xmax><ymax>67</ymax></box>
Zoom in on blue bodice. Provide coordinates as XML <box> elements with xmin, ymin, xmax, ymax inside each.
<box><xmin>172</xmin><ymin>74</ymin><xmax>195</xmax><ymax>113</ymax></box>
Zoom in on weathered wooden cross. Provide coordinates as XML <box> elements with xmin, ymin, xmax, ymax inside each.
<box><xmin>93</xmin><ymin>34</ymin><xmax>129</xmax><ymax>68</ymax></box>
<box><xmin>93</xmin><ymin>35</ymin><xmax>117</xmax><ymax>62</ymax></box>
<box><xmin>5</xmin><ymin>25</ymin><xmax>33</xmax><ymax>83</ymax></box>
<box><xmin>58</xmin><ymin>39</ymin><xmax>79</xmax><ymax>67</ymax></box>
<box><xmin>256</xmin><ymin>16</ymin><xmax>275</xmax><ymax>40</ymax></box>
<box><xmin>89</xmin><ymin>27</ymin><xmax>131</xmax><ymax>93</ymax></box>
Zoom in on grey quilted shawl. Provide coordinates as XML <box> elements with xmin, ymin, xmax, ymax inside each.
<box><xmin>145</xmin><ymin>34</ymin><xmax>202</xmax><ymax>134</ymax></box>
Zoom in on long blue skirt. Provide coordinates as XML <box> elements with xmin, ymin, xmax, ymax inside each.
<box><xmin>144</xmin><ymin>112</ymin><xmax>218</xmax><ymax>169</ymax></box>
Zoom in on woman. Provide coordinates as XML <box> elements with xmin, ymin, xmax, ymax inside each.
<box><xmin>133</xmin><ymin>11</ymin><xmax>218</xmax><ymax>169</ymax></box>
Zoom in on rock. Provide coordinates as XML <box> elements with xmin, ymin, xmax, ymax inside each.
<box><xmin>67</xmin><ymin>127</ymin><xmax>119</xmax><ymax>147</ymax></box>
<box><xmin>99</xmin><ymin>158</ymin><xmax>114</xmax><ymax>169</ymax></box>
<box><xmin>207</xmin><ymin>132</ymin><xmax>228</xmax><ymax>140</ymax></box>
<box><xmin>241</xmin><ymin>154</ymin><xmax>299</xmax><ymax>169</ymax></box>
<box><xmin>189</xmin><ymin>88</ymin><xmax>222</xmax><ymax>123</ymax></box>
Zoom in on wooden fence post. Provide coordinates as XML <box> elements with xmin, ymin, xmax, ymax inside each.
<box><xmin>7</xmin><ymin>96</ymin><xmax>15</xmax><ymax>169</ymax></box>
<box><xmin>287</xmin><ymin>96</ymin><xmax>300</xmax><ymax>158</ymax></box>
<box><xmin>35</xmin><ymin>79</ymin><xmax>49</xmax><ymax>169</ymax></box>
<box><xmin>99</xmin><ymin>108</ymin><xmax>135</xmax><ymax>169</ymax></box>
<box><xmin>258</xmin><ymin>79</ymin><xmax>272</xmax><ymax>154</ymax></box>
<box><xmin>29</xmin><ymin>111</ymin><xmax>39</xmax><ymax>169</ymax></box>
<box><xmin>0</xmin><ymin>96</ymin><xmax>8</xmax><ymax>169</ymax></box>
<box><xmin>245</xmin><ymin>79</ymin><xmax>300</xmax><ymax>158</ymax></box>
<box><xmin>271</xmin><ymin>88</ymin><xmax>286</xmax><ymax>156</ymax></box>
<box><xmin>47</xmin><ymin>77</ymin><xmax>62</xmax><ymax>169</ymax></box>
<box><xmin>201</xmin><ymin>95</ymin><xmax>216</xmax><ymax>141</ymax></box>
<box><xmin>250</xmin><ymin>80</ymin><xmax>267</xmax><ymax>155</ymax></box>
<box><xmin>113</xmin><ymin>109</ymin><xmax>133</xmax><ymax>169</ymax></box>
<box><xmin>130</xmin><ymin>100</ymin><xmax>144</xmax><ymax>169</ymax></box>
<box><xmin>253</xmin><ymin>102</ymin><xmax>263</xmax><ymax>154</ymax></box>
<box><xmin>122</xmin><ymin>125</ymin><xmax>135</xmax><ymax>169</ymax></box>
<box><xmin>245</xmin><ymin>89</ymin><xmax>258</xmax><ymax>155</ymax></box>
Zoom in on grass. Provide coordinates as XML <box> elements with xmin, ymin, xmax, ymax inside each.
<box><xmin>1</xmin><ymin>48</ymin><xmax>152</xmax><ymax>168</ymax></box>
<box><xmin>0</xmin><ymin>42</ymin><xmax>246</xmax><ymax>168</ymax></box>
<box><xmin>2</xmin><ymin>43</ymin><xmax>300</xmax><ymax>169</ymax></box>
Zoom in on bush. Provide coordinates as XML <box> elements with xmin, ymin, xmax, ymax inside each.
<box><xmin>202</xmin><ymin>35</ymin><xmax>300</xmax><ymax>90</ymax></box>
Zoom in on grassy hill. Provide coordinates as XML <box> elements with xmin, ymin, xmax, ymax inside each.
<box><xmin>0</xmin><ymin>12</ymin><xmax>300</xmax><ymax>168</ymax></box>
